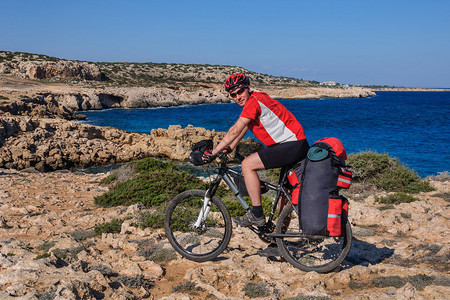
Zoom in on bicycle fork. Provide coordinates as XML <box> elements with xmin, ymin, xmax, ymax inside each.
<box><xmin>193</xmin><ymin>193</ymin><xmax>212</xmax><ymax>229</ymax></box>
<box><xmin>193</xmin><ymin>171</ymin><xmax>252</xmax><ymax>229</ymax></box>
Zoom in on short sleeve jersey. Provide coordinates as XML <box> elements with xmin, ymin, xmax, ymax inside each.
<box><xmin>240</xmin><ymin>92</ymin><xmax>306</xmax><ymax>147</ymax></box>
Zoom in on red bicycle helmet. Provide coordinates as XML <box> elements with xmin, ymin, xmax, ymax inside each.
<box><xmin>224</xmin><ymin>73</ymin><xmax>250</xmax><ymax>92</ymax></box>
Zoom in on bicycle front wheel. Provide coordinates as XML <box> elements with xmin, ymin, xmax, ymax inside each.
<box><xmin>164</xmin><ymin>189</ymin><xmax>232</xmax><ymax>262</ymax></box>
<box><xmin>275</xmin><ymin>204</ymin><xmax>352</xmax><ymax>273</ymax></box>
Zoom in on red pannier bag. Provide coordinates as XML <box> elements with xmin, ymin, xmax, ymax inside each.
<box><xmin>337</xmin><ymin>169</ymin><xmax>353</xmax><ymax>189</ymax></box>
<box><xmin>327</xmin><ymin>196</ymin><xmax>350</xmax><ymax>236</ymax></box>
<box><xmin>288</xmin><ymin>137</ymin><xmax>351</xmax><ymax>236</ymax></box>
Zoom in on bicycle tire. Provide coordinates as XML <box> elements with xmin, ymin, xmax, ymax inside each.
<box><xmin>275</xmin><ymin>204</ymin><xmax>352</xmax><ymax>273</ymax></box>
<box><xmin>164</xmin><ymin>189</ymin><xmax>232</xmax><ymax>262</ymax></box>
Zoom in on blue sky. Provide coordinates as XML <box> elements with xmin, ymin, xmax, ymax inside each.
<box><xmin>1</xmin><ymin>0</ymin><xmax>449</xmax><ymax>88</ymax></box>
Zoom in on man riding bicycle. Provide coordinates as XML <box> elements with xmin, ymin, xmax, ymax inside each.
<box><xmin>203</xmin><ymin>73</ymin><xmax>309</xmax><ymax>228</ymax></box>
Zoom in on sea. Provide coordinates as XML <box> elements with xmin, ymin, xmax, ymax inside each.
<box><xmin>78</xmin><ymin>91</ymin><xmax>450</xmax><ymax>178</ymax></box>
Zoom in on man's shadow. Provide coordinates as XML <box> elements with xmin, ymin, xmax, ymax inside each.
<box><xmin>343</xmin><ymin>237</ymin><xmax>395</xmax><ymax>269</ymax></box>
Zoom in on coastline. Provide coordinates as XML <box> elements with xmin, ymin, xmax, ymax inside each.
<box><xmin>0</xmin><ymin>75</ymin><xmax>376</xmax><ymax>112</ymax></box>
<box><xmin>372</xmin><ymin>87</ymin><xmax>450</xmax><ymax>92</ymax></box>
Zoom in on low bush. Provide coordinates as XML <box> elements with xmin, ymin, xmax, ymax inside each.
<box><xmin>433</xmin><ymin>192</ymin><xmax>450</xmax><ymax>202</ymax></box>
<box><xmin>94</xmin><ymin>218</ymin><xmax>123</xmax><ymax>235</ymax></box>
<box><xmin>52</xmin><ymin>246</ymin><xmax>86</xmax><ymax>260</ymax></box>
<box><xmin>428</xmin><ymin>171</ymin><xmax>450</xmax><ymax>182</ymax></box>
<box><xmin>34</xmin><ymin>252</ymin><xmax>51</xmax><ymax>260</ymax></box>
<box><xmin>147</xmin><ymin>247</ymin><xmax>177</xmax><ymax>262</ymax></box>
<box><xmin>95</xmin><ymin>157</ymin><xmax>214</xmax><ymax>207</ymax></box>
<box><xmin>139</xmin><ymin>210</ymin><xmax>165</xmax><ymax>229</ymax></box>
<box><xmin>71</xmin><ymin>229</ymin><xmax>96</xmax><ymax>241</ymax></box>
<box><xmin>221</xmin><ymin>195</ymin><xmax>273</xmax><ymax>218</ymax></box>
<box><xmin>375</xmin><ymin>192</ymin><xmax>420</xmax><ymax>204</ymax></box>
<box><xmin>172</xmin><ymin>281</ymin><xmax>205</xmax><ymax>294</ymax></box>
<box><xmin>371</xmin><ymin>274</ymin><xmax>449</xmax><ymax>290</ymax></box>
<box><xmin>37</xmin><ymin>241</ymin><xmax>56</xmax><ymax>252</ymax></box>
<box><xmin>347</xmin><ymin>151</ymin><xmax>434</xmax><ymax>193</ymax></box>
<box><xmin>117</xmin><ymin>274</ymin><xmax>153</xmax><ymax>289</ymax></box>
<box><xmin>243</xmin><ymin>282</ymin><xmax>270</xmax><ymax>298</ymax></box>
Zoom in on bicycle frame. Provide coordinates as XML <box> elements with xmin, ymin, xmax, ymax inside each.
<box><xmin>200</xmin><ymin>159</ymin><xmax>292</xmax><ymax>235</ymax></box>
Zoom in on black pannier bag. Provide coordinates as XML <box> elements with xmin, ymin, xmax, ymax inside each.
<box><xmin>189</xmin><ymin>139</ymin><xmax>213</xmax><ymax>166</ymax></box>
<box><xmin>287</xmin><ymin>137</ymin><xmax>352</xmax><ymax>236</ymax></box>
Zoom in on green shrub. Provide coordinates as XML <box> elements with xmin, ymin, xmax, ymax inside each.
<box><xmin>35</xmin><ymin>290</ymin><xmax>56</xmax><ymax>300</ymax></box>
<box><xmin>285</xmin><ymin>296</ymin><xmax>331</xmax><ymax>300</ymax></box>
<box><xmin>172</xmin><ymin>281</ymin><xmax>204</xmax><ymax>293</ymax></box>
<box><xmin>147</xmin><ymin>247</ymin><xmax>177</xmax><ymax>262</ymax></box>
<box><xmin>377</xmin><ymin>205</ymin><xmax>395</xmax><ymax>211</ymax></box>
<box><xmin>94</xmin><ymin>157</ymin><xmax>213</xmax><ymax>207</ymax></box>
<box><xmin>52</xmin><ymin>245</ymin><xmax>90</xmax><ymax>260</ymax></box>
<box><xmin>375</xmin><ymin>192</ymin><xmax>420</xmax><ymax>204</ymax></box>
<box><xmin>94</xmin><ymin>218</ymin><xmax>123</xmax><ymax>234</ymax></box>
<box><xmin>221</xmin><ymin>195</ymin><xmax>274</xmax><ymax>217</ymax></box>
<box><xmin>99</xmin><ymin>172</ymin><xmax>118</xmax><ymax>185</ymax></box>
<box><xmin>433</xmin><ymin>192</ymin><xmax>450</xmax><ymax>202</ymax></box>
<box><xmin>243</xmin><ymin>282</ymin><xmax>270</xmax><ymax>298</ymax></box>
<box><xmin>140</xmin><ymin>210</ymin><xmax>165</xmax><ymax>229</ymax></box>
<box><xmin>95</xmin><ymin>169</ymin><xmax>207</xmax><ymax>207</ymax></box>
<box><xmin>89</xmin><ymin>264</ymin><xmax>117</xmax><ymax>277</ymax></box>
<box><xmin>347</xmin><ymin>151</ymin><xmax>434</xmax><ymax>193</ymax></box>
<box><xmin>400</xmin><ymin>212</ymin><xmax>412</xmax><ymax>219</ymax></box>
<box><xmin>71</xmin><ymin>229</ymin><xmax>96</xmax><ymax>241</ymax></box>
<box><xmin>371</xmin><ymin>275</ymin><xmax>405</xmax><ymax>288</ymax></box>
<box><xmin>371</xmin><ymin>274</ymin><xmax>448</xmax><ymax>291</ymax></box>
<box><xmin>37</xmin><ymin>241</ymin><xmax>56</xmax><ymax>252</ymax></box>
<box><xmin>34</xmin><ymin>252</ymin><xmax>51</xmax><ymax>260</ymax></box>
<box><xmin>117</xmin><ymin>275</ymin><xmax>153</xmax><ymax>289</ymax></box>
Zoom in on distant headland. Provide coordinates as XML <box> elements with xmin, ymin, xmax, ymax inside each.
<box><xmin>0</xmin><ymin>51</ymin><xmax>379</xmax><ymax>111</ymax></box>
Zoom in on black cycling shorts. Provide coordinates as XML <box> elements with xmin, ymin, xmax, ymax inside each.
<box><xmin>258</xmin><ymin>139</ymin><xmax>310</xmax><ymax>170</ymax></box>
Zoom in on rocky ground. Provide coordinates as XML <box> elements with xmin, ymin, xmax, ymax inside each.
<box><xmin>0</xmin><ymin>167</ymin><xmax>448</xmax><ymax>299</ymax></box>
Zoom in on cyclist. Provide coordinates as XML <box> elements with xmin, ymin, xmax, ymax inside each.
<box><xmin>203</xmin><ymin>73</ymin><xmax>309</xmax><ymax>228</ymax></box>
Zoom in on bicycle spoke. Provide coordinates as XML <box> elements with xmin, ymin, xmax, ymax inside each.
<box><xmin>275</xmin><ymin>204</ymin><xmax>352</xmax><ymax>272</ymax></box>
<box><xmin>165</xmin><ymin>190</ymin><xmax>232</xmax><ymax>262</ymax></box>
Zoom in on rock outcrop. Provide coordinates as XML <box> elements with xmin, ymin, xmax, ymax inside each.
<box><xmin>0</xmin><ymin>60</ymin><xmax>103</xmax><ymax>81</ymax></box>
<box><xmin>0</xmin><ymin>97</ymin><xmax>262</xmax><ymax>171</ymax></box>
<box><xmin>0</xmin><ymin>51</ymin><xmax>377</xmax><ymax>111</ymax></box>
<box><xmin>50</xmin><ymin>86</ymin><xmax>230</xmax><ymax>110</ymax></box>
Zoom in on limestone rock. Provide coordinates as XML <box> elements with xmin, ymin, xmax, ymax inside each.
<box><xmin>0</xmin><ymin>97</ymin><xmax>263</xmax><ymax>171</ymax></box>
<box><xmin>17</xmin><ymin>60</ymin><xmax>102</xmax><ymax>81</ymax></box>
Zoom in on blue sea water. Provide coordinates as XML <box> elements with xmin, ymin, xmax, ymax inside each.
<box><xmin>79</xmin><ymin>91</ymin><xmax>450</xmax><ymax>177</ymax></box>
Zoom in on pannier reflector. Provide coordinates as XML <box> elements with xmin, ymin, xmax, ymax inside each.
<box><xmin>327</xmin><ymin>197</ymin><xmax>342</xmax><ymax>236</ymax></box>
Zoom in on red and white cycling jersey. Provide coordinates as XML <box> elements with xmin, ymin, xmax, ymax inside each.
<box><xmin>240</xmin><ymin>92</ymin><xmax>306</xmax><ymax>147</ymax></box>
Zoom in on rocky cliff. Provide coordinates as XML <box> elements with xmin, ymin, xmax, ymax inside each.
<box><xmin>0</xmin><ymin>96</ymin><xmax>262</xmax><ymax>171</ymax></box>
<box><xmin>0</xmin><ymin>51</ymin><xmax>376</xmax><ymax>112</ymax></box>
<box><xmin>0</xmin><ymin>59</ymin><xmax>102</xmax><ymax>81</ymax></box>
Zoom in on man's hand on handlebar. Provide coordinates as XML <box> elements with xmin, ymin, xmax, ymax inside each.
<box><xmin>221</xmin><ymin>146</ymin><xmax>232</xmax><ymax>154</ymax></box>
<box><xmin>202</xmin><ymin>150</ymin><xmax>216</xmax><ymax>163</ymax></box>
<box><xmin>202</xmin><ymin>146</ymin><xmax>232</xmax><ymax>163</ymax></box>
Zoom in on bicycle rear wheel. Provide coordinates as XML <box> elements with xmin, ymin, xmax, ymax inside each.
<box><xmin>275</xmin><ymin>204</ymin><xmax>352</xmax><ymax>273</ymax></box>
<box><xmin>164</xmin><ymin>189</ymin><xmax>232</xmax><ymax>262</ymax></box>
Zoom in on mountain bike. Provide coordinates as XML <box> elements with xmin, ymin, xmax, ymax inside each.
<box><xmin>164</xmin><ymin>153</ymin><xmax>352</xmax><ymax>273</ymax></box>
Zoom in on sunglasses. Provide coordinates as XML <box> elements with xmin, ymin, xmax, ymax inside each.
<box><xmin>229</xmin><ymin>87</ymin><xmax>247</xmax><ymax>98</ymax></box>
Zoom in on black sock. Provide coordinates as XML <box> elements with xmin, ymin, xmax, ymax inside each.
<box><xmin>252</xmin><ymin>206</ymin><xmax>264</xmax><ymax>218</ymax></box>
